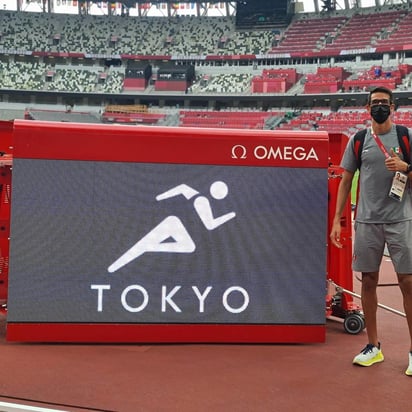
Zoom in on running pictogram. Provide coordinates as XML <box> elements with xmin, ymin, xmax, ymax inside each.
<box><xmin>107</xmin><ymin>181</ymin><xmax>236</xmax><ymax>273</ymax></box>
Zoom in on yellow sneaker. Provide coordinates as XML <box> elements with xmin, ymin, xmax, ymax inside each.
<box><xmin>405</xmin><ymin>352</ymin><xmax>412</xmax><ymax>376</ymax></box>
<box><xmin>353</xmin><ymin>343</ymin><xmax>384</xmax><ymax>367</ymax></box>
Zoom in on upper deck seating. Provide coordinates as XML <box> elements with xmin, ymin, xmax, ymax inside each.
<box><xmin>270</xmin><ymin>16</ymin><xmax>347</xmax><ymax>53</ymax></box>
<box><xmin>323</xmin><ymin>10</ymin><xmax>403</xmax><ymax>52</ymax></box>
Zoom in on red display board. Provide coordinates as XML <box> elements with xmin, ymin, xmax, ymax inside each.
<box><xmin>0</xmin><ymin>121</ymin><xmax>12</xmax><ymax>308</ymax></box>
<box><xmin>6</xmin><ymin>121</ymin><xmax>329</xmax><ymax>343</ymax></box>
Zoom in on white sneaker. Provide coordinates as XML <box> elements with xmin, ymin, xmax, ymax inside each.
<box><xmin>353</xmin><ymin>343</ymin><xmax>384</xmax><ymax>366</ymax></box>
<box><xmin>405</xmin><ymin>352</ymin><xmax>412</xmax><ymax>376</ymax></box>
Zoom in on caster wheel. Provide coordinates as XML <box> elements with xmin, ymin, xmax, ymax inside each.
<box><xmin>343</xmin><ymin>313</ymin><xmax>365</xmax><ymax>335</ymax></box>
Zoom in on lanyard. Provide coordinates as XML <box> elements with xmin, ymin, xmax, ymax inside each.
<box><xmin>370</xmin><ymin>128</ymin><xmax>391</xmax><ymax>159</ymax></box>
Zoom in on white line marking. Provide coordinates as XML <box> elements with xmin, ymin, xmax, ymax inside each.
<box><xmin>0</xmin><ymin>401</ymin><xmax>68</xmax><ymax>412</ymax></box>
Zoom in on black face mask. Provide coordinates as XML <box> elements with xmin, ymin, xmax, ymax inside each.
<box><xmin>370</xmin><ymin>105</ymin><xmax>391</xmax><ymax>124</ymax></box>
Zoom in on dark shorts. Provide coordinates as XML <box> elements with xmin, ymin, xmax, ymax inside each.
<box><xmin>353</xmin><ymin>220</ymin><xmax>412</xmax><ymax>274</ymax></box>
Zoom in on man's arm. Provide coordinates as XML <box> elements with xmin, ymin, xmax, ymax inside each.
<box><xmin>330</xmin><ymin>169</ymin><xmax>354</xmax><ymax>248</ymax></box>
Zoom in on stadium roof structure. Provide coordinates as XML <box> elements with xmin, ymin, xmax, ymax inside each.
<box><xmin>6</xmin><ymin>0</ymin><xmax>411</xmax><ymax>16</ymax></box>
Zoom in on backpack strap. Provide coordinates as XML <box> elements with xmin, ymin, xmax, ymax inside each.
<box><xmin>353</xmin><ymin>129</ymin><xmax>367</xmax><ymax>170</ymax></box>
<box><xmin>395</xmin><ymin>125</ymin><xmax>411</xmax><ymax>165</ymax></box>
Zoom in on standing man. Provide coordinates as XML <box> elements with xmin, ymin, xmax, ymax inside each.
<box><xmin>330</xmin><ymin>86</ymin><xmax>412</xmax><ymax>375</ymax></box>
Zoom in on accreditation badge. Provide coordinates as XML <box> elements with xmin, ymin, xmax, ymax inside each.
<box><xmin>389</xmin><ymin>171</ymin><xmax>408</xmax><ymax>201</ymax></box>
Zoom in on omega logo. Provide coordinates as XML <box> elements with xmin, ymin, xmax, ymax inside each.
<box><xmin>231</xmin><ymin>144</ymin><xmax>319</xmax><ymax>162</ymax></box>
<box><xmin>231</xmin><ymin>145</ymin><xmax>247</xmax><ymax>159</ymax></box>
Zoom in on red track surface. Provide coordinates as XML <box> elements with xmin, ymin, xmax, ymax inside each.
<box><xmin>0</xmin><ymin>256</ymin><xmax>411</xmax><ymax>412</ymax></box>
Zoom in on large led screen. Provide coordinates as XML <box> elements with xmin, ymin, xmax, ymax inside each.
<box><xmin>8</xmin><ymin>160</ymin><xmax>327</xmax><ymax>324</ymax></box>
<box><xmin>6</xmin><ymin>121</ymin><xmax>329</xmax><ymax>342</ymax></box>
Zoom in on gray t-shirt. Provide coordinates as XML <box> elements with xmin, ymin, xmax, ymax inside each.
<box><xmin>341</xmin><ymin>124</ymin><xmax>412</xmax><ymax>223</ymax></box>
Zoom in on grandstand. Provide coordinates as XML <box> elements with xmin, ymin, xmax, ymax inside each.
<box><xmin>0</xmin><ymin>0</ymin><xmax>411</xmax><ymax>133</ymax></box>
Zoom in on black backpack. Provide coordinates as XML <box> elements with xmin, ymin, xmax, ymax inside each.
<box><xmin>353</xmin><ymin>125</ymin><xmax>411</xmax><ymax>170</ymax></box>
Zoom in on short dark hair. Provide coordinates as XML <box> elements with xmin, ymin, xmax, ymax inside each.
<box><xmin>367</xmin><ymin>86</ymin><xmax>393</xmax><ymax>105</ymax></box>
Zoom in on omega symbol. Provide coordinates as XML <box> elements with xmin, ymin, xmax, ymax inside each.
<box><xmin>231</xmin><ymin>145</ymin><xmax>247</xmax><ymax>159</ymax></box>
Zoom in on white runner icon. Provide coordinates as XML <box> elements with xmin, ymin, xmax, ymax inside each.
<box><xmin>108</xmin><ymin>181</ymin><xmax>236</xmax><ymax>273</ymax></box>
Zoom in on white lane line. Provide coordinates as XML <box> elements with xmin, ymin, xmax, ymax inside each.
<box><xmin>0</xmin><ymin>401</ymin><xmax>68</xmax><ymax>412</ymax></box>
